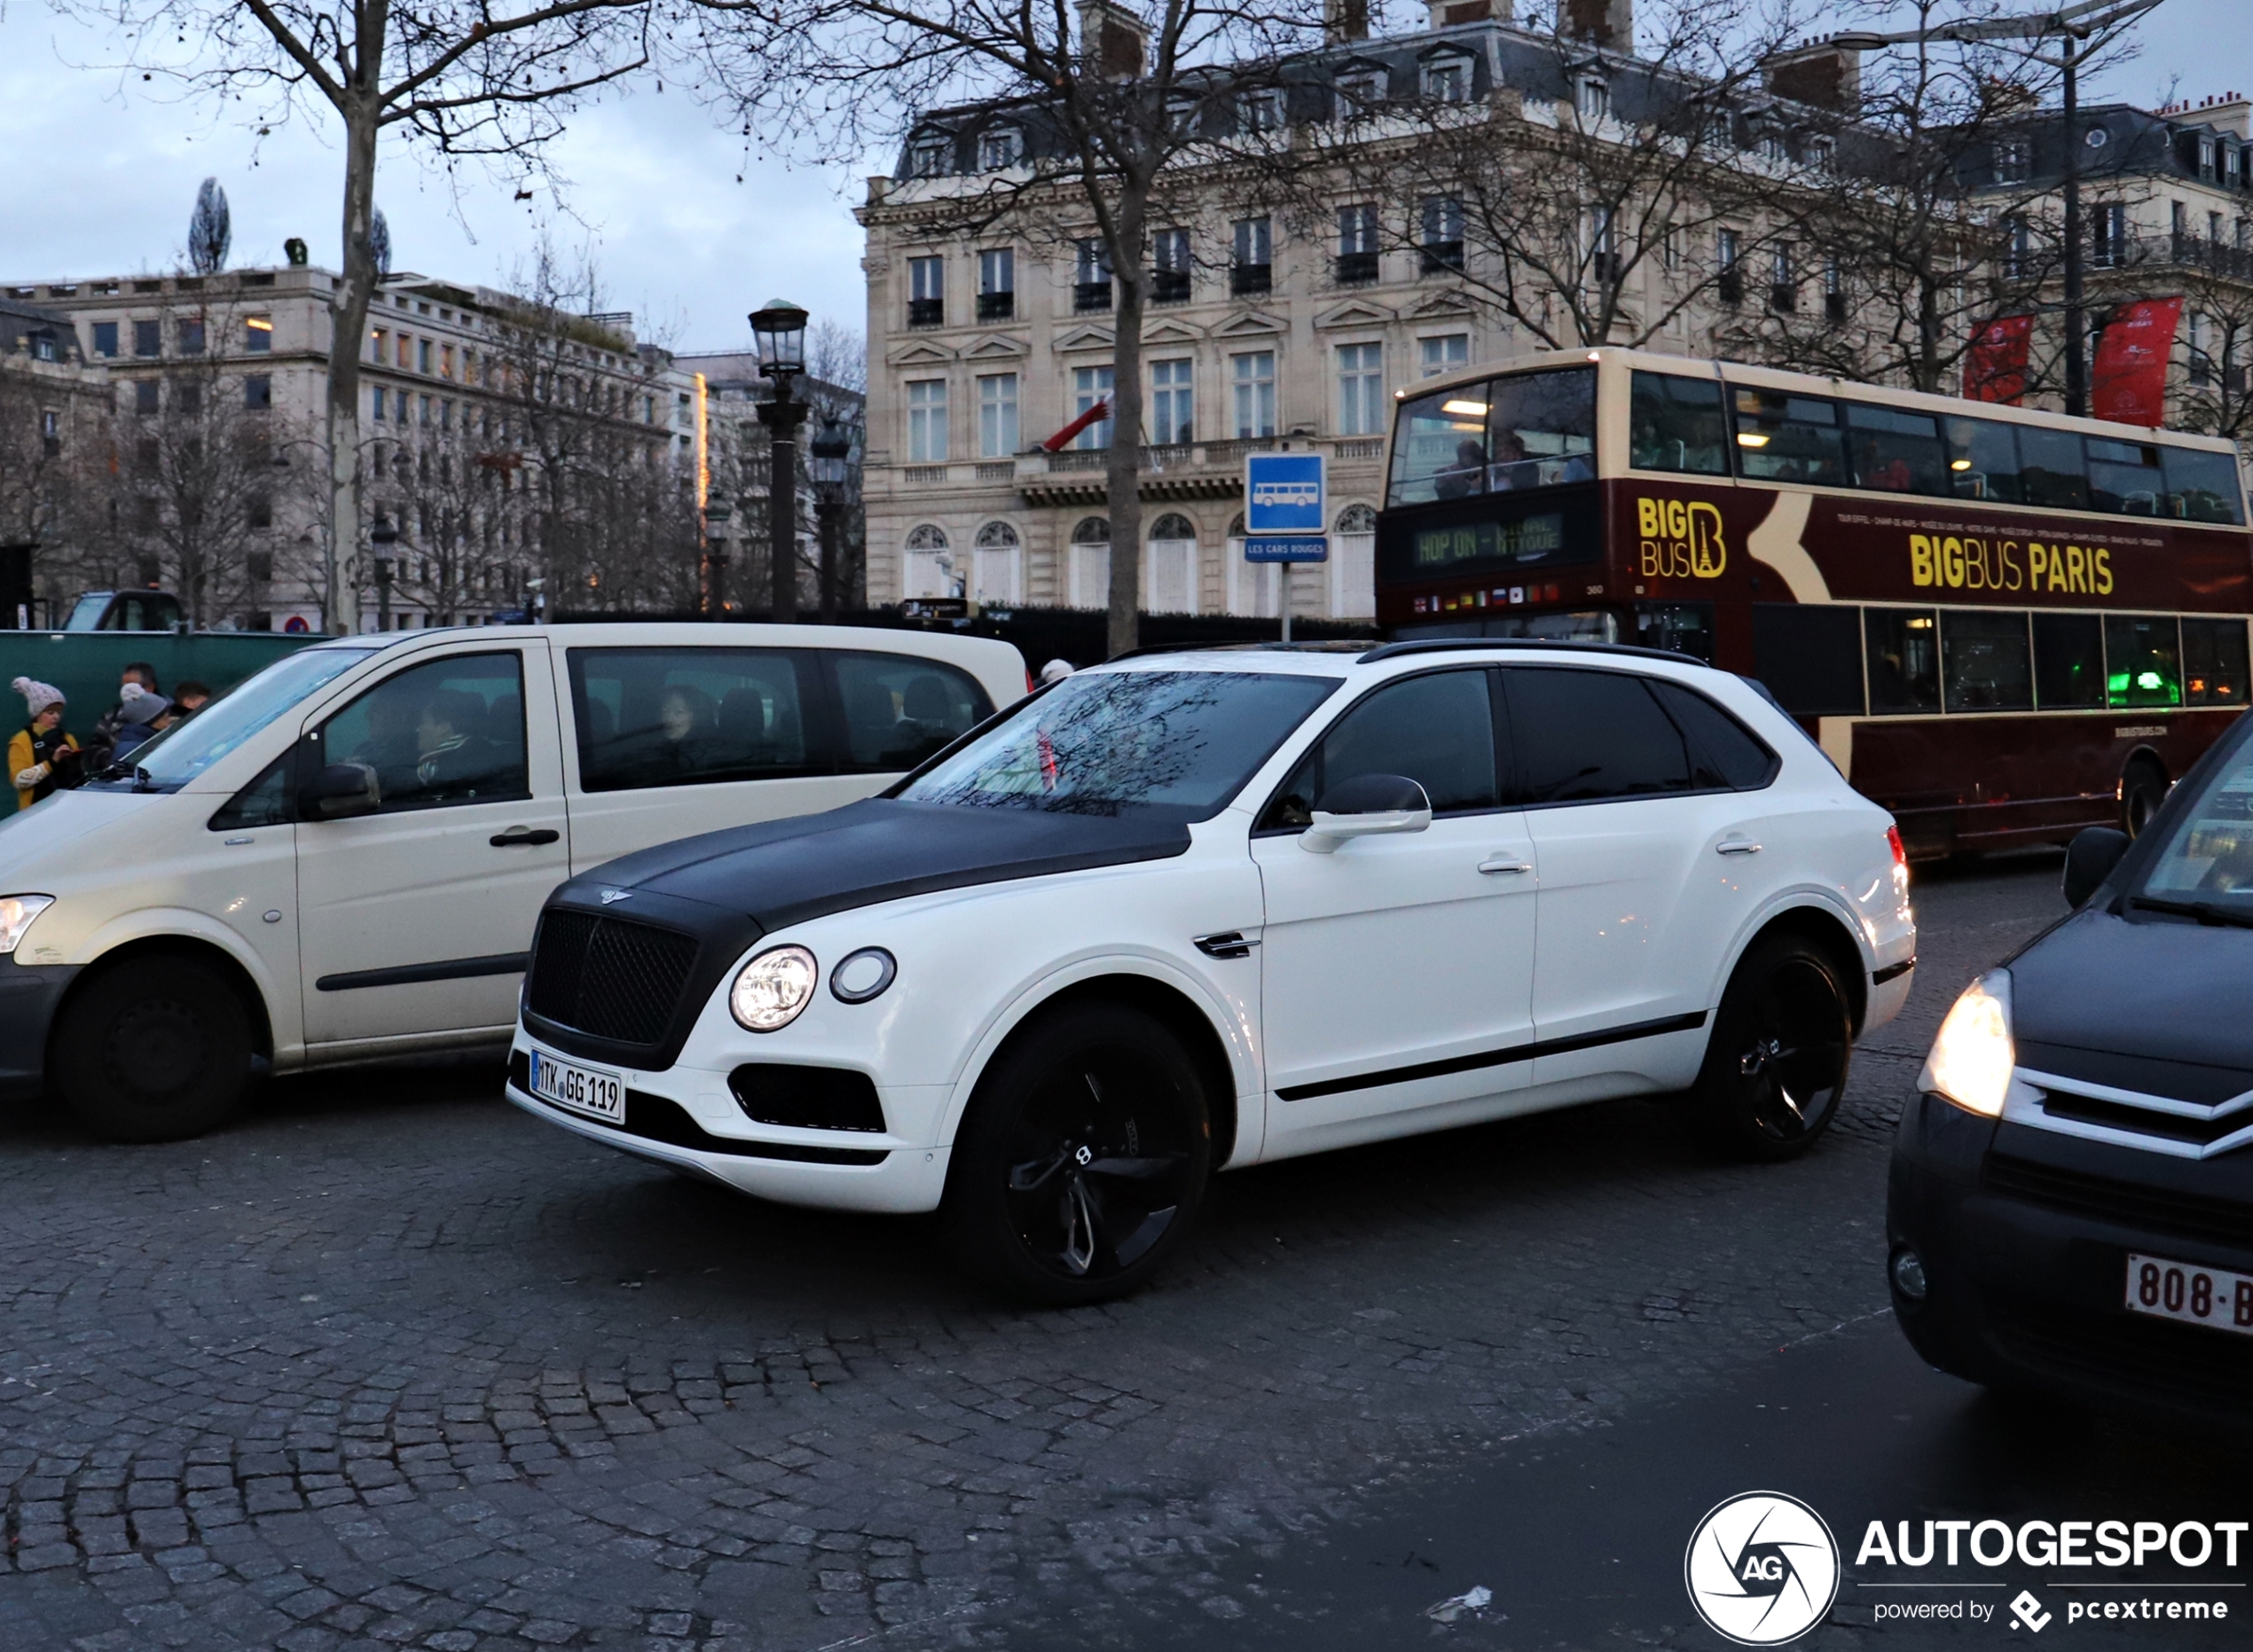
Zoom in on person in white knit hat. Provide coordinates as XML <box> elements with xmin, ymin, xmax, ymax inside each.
<box><xmin>10</xmin><ymin>677</ymin><xmax>82</xmax><ymax>812</ymax></box>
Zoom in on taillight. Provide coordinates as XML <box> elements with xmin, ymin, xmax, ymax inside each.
<box><xmin>1887</xmin><ymin>824</ymin><xmax>1906</xmax><ymax>867</ymax></box>
<box><xmin>1026</xmin><ymin>669</ymin><xmax>1037</xmax><ymax>694</ymax></box>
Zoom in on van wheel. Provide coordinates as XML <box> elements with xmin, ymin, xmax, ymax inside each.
<box><xmin>1683</xmin><ymin>935</ymin><xmax>1851</xmax><ymax>1163</ymax></box>
<box><xmin>2120</xmin><ymin>760</ymin><xmax>2168</xmax><ymax>838</ymax></box>
<box><xmin>941</xmin><ymin>1003</ymin><xmax>1211</xmax><ymax>1307</ymax></box>
<box><xmin>52</xmin><ymin>955</ymin><xmax>255</xmax><ymax>1143</ymax></box>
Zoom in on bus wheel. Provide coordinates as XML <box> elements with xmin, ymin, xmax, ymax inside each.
<box><xmin>2119</xmin><ymin>760</ymin><xmax>2168</xmax><ymax>839</ymax></box>
<box><xmin>52</xmin><ymin>954</ymin><xmax>255</xmax><ymax>1142</ymax></box>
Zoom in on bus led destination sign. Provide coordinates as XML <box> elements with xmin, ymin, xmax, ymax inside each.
<box><xmin>1414</xmin><ymin>512</ymin><xmax>1566</xmax><ymax>570</ymax></box>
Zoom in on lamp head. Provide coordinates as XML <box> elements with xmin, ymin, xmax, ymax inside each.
<box><xmin>750</xmin><ymin>299</ymin><xmax>810</xmax><ymax>377</ymax></box>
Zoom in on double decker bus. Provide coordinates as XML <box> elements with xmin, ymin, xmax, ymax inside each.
<box><xmin>1378</xmin><ymin>348</ymin><xmax>2252</xmax><ymax>857</ymax></box>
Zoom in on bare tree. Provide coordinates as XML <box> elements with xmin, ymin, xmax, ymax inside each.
<box><xmin>62</xmin><ymin>0</ymin><xmax>672</xmax><ymax>634</ymax></box>
<box><xmin>716</xmin><ymin>0</ymin><xmax>1332</xmax><ymax>655</ymax></box>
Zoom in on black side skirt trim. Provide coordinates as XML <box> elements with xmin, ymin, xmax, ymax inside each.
<box><xmin>1276</xmin><ymin>1011</ymin><xmax>1710</xmax><ymax>1102</ymax></box>
<box><xmin>317</xmin><ymin>952</ymin><xmax>530</xmax><ymax>992</ymax></box>
<box><xmin>1872</xmin><ymin>958</ymin><xmax>1916</xmax><ymax>985</ymax></box>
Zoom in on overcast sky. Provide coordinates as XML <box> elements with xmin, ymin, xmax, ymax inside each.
<box><xmin>0</xmin><ymin>0</ymin><xmax>2247</xmax><ymax>355</ymax></box>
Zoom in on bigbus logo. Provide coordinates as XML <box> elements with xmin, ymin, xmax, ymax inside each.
<box><xmin>1909</xmin><ymin>533</ymin><xmax>2113</xmax><ymax>596</ymax></box>
<box><xmin>1637</xmin><ymin>497</ymin><xmax>1727</xmax><ymax>580</ymax></box>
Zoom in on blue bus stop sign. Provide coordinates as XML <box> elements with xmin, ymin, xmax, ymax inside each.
<box><xmin>1244</xmin><ymin>536</ymin><xmax>1329</xmax><ymax>562</ymax></box>
<box><xmin>1245</xmin><ymin>451</ymin><xmax>1325</xmax><ymax>535</ymax></box>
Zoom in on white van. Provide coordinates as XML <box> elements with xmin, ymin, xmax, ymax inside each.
<box><xmin>0</xmin><ymin>623</ymin><xmax>1026</xmax><ymax>1141</ymax></box>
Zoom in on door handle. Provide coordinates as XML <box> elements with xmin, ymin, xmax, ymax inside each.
<box><xmin>491</xmin><ymin>827</ymin><xmax>561</xmax><ymax>848</ymax></box>
<box><xmin>1478</xmin><ymin>856</ymin><xmax>1533</xmax><ymax>875</ymax></box>
<box><xmin>1715</xmin><ymin>839</ymin><xmax>1762</xmax><ymax>856</ymax></box>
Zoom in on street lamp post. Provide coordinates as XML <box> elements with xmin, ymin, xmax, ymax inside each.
<box><xmin>808</xmin><ymin>415</ymin><xmax>856</xmax><ymax>623</ymax></box>
<box><xmin>370</xmin><ymin>513</ymin><xmax>397</xmax><ymax>633</ymax></box>
<box><xmin>750</xmin><ymin>299</ymin><xmax>811</xmax><ymax>626</ymax></box>
<box><xmin>703</xmin><ymin>498</ymin><xmax>734</xmax><ymax>621</ymax></box>
<box><xmin>1828</xmin><ymin>0</ymin><xmax>2163</xmax><ymax>419</ymax></box>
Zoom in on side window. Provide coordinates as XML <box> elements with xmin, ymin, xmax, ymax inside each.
<box><xmin>2163</xmin><ymin>446</ymin><xmax>2247</xmax><ymax>524</ymax></box>
<box><xmin>208</xmin><ymin>755</ymin><xmax>294</xmax><ymax>830</ymax></box>
<box><xmin>313</xmin><ymin>652</ymin><xmax>527</xmax><ymax>811</ymax></box>
<box><xmin>2085</xmin><ymin>436</ymin><xmax>2165</xmax><ymax>515</ymax></box>
<box><xmin>569</xmin><ymin>647</ymin><xmax>815</xmax><ymax>793</ymax></box>
<box><xmin>1864</xmin><ymin>608</ymin><xmax>1941</xmax><ymax>716</ymax></box>
<box><xmin>1844</xmin><ymin>403</ymin><xmax>1952</xmax><ymax>497</ymax></box>
<box><xmin>2018</xmin><ymin>427</ymin><xmax>2089</xmax><ymax>510</ymax></box>
<box><xmin>2183</xmin><ymin>617</ymin><xmax>2249</xmax><ymax>706</ymax></box>
<box><xmin>2105</xmin><ymin>615</ymin><xmax>2182</xmax><ymax>709</ymax></box>
<box><xmin>1628</xmin><ymin>372</ymin><xmax>1729</xmax><ymax>475</ymax></box>
<box><xmin>1257</xmin><ymin>669</ymin><xmax>1499</xmax><ymax>831</ymax></box>
<box><xmin>1646</xmin><ymin>680</ymin><xmax>1778</xmax><ymax>790</ymax></box>
<box><xmin>1751</xmin><ymin>604</ymin><xmax>1865</xmax><ymax>716</ymax></box>
<box><xmin>832</xmin><ymin>652</ymin><xmax>995</xmax><ymax>772</ymax></box>
<box><xmin>1730</xmin><ymin>388</ymin><xmax>1848</xmax><ymax>486</ymax></box>
<box><xmin>2032</xmin><ymin>612</ymin><xmax>2105</xmax><ymax>709</ymax></box>
<box><xmin>1943</xmin><ymin>415</ymin><xmax>2025</xmax><ymax>503</ymax></box>
<box><xmin>1940</xmin><ymin>609</ymin><xmax>2033</xmax><ymax>711</ymax></box>
<box><xmin>1505</xmin><ymin>669</ymin><xmax>1694</xmax><ymax>803</ymax></box>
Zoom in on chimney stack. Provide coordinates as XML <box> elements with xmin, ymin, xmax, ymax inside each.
<box><xmin>1325</xmin><ymin>0</ymin><xmax>1370</xmax><ymax>43</ymax></box>
<box><xmin>1762</xmin><ymin>36</ymin><xmax>1864</xmax><ymax>115</ymax></box>
<box><xmin>1075</xmin><ymin>0</ymin><xmax>1146</xmax><ymax>79</ymax></box>
<box><xmin>1558</xmin><ymin>0</ymin><xmax>1630</xmax><ymax>51</ymax></box>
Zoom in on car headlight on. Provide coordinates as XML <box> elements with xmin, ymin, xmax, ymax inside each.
<box><xmin>0</xmin><ymin>895</ymin><xmax>53</xmax><ymax>957</ymax></box>
<box><xmin>1919</xmin><ymin>968</ymin><xmax>2014</xmax><ymax>1117</ymax></box>
<box><xmin>731</xmin><ymin>945</ymin><xmax>818</xmax><ymax>1032</ymax></box>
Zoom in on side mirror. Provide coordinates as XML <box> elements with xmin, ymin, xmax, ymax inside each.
<box><xmin>2062</xmin><ymin>825</ymin><xmax>2131</xmax><ymax>909</ymax></box>
<box><xmin>1301</xmin><ymin>773</ymin><xmax>1433</xmax><ymax>855</ymax></box>
<box><xmin>300</xmin><ymin>762</ymin><xmax>380</xmax><ymax>822</ymax></box>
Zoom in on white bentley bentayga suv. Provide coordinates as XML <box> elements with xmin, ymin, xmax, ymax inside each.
<box><xmin>507</xmin><ymin>639</ymin><xmax>1916</xmax><ymax>1303</ymax></box>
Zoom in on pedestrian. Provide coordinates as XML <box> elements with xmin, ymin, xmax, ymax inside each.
<box><xmin>172</xmin><ymin>680</ymin><xmax>212</xmax><ymax>716</ymax></box>
<box><xmin>109</xmin><ymin>683</ymin><xmax>174</xmax><ymax>761</ymax></box>
<box><xmin>88</xmin><ymin>662</ymin><xmax>163</xmax><ymax>771</ymax></box>
<box><xmin>10</xmin><ymin>677</ymin><xmax>82</xmax><ymax>811</ymax></box>
<box><xmin>1040</xmin><ymin>658</ymin><xmax>1075</xmax><ymax>685</ymax></box>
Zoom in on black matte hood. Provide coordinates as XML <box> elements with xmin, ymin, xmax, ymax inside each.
<box><xmin>565</xmin><ymin>797</ymin><xmax>1194</xmax><ymax>931</ymax></box>
<box><xmin>2012</xmin><ymin>906</ymin><xmax>2253</xmax><ymax>1100</ymax></box>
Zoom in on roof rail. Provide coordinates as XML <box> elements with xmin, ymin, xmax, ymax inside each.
<box><xmin>1356</xmin><ymin>637</ymin><xmax>1710</xmax><ymax>667</ymax></box>
<box><xmin>1105</xmin><ymin>638</ymin><xmax>1375</xmax><ymax>662</ymax></box>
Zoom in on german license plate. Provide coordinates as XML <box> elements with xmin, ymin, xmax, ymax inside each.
<box><xmin>2124</xmin><ymin>1252</ymin><xmax>2253</xmax><ymax>1336</ymax></box>
<box><xmin>529</xmin><ymin>1047</ymin><xmax>624</xmax><ymax>1124</ymax></box>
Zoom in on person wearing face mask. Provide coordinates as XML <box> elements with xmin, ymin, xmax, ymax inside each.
<box><xmin>10</xmin><ymin>677</ymin><xmax>82</xmax><ymax>811</ymax></box>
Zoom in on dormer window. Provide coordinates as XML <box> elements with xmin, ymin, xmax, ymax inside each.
<box><xmin>1994</xmin><ymin>136</ymin><xmax>2031</xmax><ymax>183</ymax></box>
<box><xmin>908</xmin><ymin>135</ymin><xmax>952</xmax><ymax>177</ymax></box>
<box><xmin>1575</xmin><ymin>73</ymin><xmax>1608</xmax><ymax>121</ymax></box>
<box><xmin>977</xmin><ymin>126</ymin><xmax>1023</xmax><ymax>170</ymax></box>
<box><xmin>1334</xmin><ymin>68</ymin><xmax>1386</xmax><ymax>120</ymax></box>
<box><xmin>1423</xmin><ymin>54</ymin><xmax>1472</xmax><ymax>103</ymax></box>
<box><xmin>1240</xmin><ymin>88</ymin><xmax>1285</xmax><ymax>132</ymax></box>
<box><xmin>2200</xmin><ymin>135</ymin><xmax>2218</xmax><ymax>179</ymax></box>
<box><xmin>1760</xmin><ymin>129</ymin><xmax>1791</xmax><ymax>166</ymax></box>
<box><xmin>1806</xmin><ymin>135</ymin><xmax>1836</xmax><ymax>172</ymax></box>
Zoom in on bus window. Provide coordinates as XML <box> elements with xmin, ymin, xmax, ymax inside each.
<box><xmin>1731</xmin><ymin>388</ymin><xmax>1849</xmax><ymax>486</ymax></box>
<box><xmin>2086</xmin><ymin>437</ymin><xmax>2165</xmax><ymax>515</ymax></box>
<box><xmin>1634</xmin><ymin>600</ymin><xmax>1715</xmax><ymax>662</ymax></box>
<box><xmin>2019</xmin><ymin>427</ymin><xmax>2090</xmax><ymax>510</ymax></box>
<box><xmin>2183</xmin><ymin>617</ymin><xmax>2249</xmax><ymax>705</ymax></box>
<box><xmin>2105</xmin><ymin>615</ymin><xmax>2183</xmax><ymax>708</ymax></box>
<box><xmin>1844</xmin><ymin>403</ymin><xmax>1952</xmax><ymax>497</ymax></box>
<box><xmin>1751</xmin><ymin>604</ymin><xmax>1864</xmax><ymax>716</ymax></box>
<box><xmin>2163</xmin><ymin>446</ymin><xmax>2248</xmax><ymax>524</ymax></box>
<box><xmin>1388</xmin><ymin>385</ymin><xmax>1493</xmax><ymax>505</ymax></box>
<box><xmin>1940</xmin><ymin>609</ymin><xmax>2033</xmax><ymax>711</ymax></box>
<box><xmin>1865</xmin><ymin>608</ymin><xmax>1942</xmax><ymax>715</ymax></box>
<box><xmin>1629</xmin><ymin>372</ymin><xmax>1728</xmax><ymax>475</ymax></box>
<box><xmin>2032</xmin><ymin>613</ymin><xmax>2105</xmax><ymax>708</ymax></box>
<box><xmin>1942</xmin><ymin>416</ymin><xmax>2025</xmax><ymax>503</ymax></box>
<box><xmin>1486</xmin><ymin>369</ymin><xmax>1596</xmax><ymax>490</ymax></box>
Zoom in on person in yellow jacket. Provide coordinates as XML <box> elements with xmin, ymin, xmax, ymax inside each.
<box><xmin>10</xmin><ymin>677</ymin><xmax>82</xmax><ymax>812</ymax></box>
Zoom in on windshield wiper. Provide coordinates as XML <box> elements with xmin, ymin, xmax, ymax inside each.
<box><xmin>2126</xmin><ymin>894</ymin><xmax>2253</xmax><ymax>929</ymax></box>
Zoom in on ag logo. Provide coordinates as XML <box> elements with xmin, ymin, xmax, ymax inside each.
<box><xmin>1684</xmin><ymin>1491</ymin><xmax>1841</xmax><ymax>1646</ymax></box>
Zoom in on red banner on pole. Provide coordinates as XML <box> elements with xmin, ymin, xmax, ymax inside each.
<box><xmin>1964</xmin><ymin>315</ymin><xmax>2034</xmax><ymax>404</ymax></box>
<box><xmin>2092</xmin><ymin>297</ymin><xmax>2184</xmax><ymax>428</ymax></box>
<box><xmin>1041</xmin><ymin>399</ymin><xmax>1111</xmax><ymax>452</ymax></box>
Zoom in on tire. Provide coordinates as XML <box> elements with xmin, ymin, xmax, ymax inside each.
<box><xmin>1682</xmin><ymin>934</ymin><xmax>1852</xmax><ymax>1163</ymax></box>
<box><xmin>2120</xmin><ymin>761</ymin><xmax>2167</xmax><ymax>839</ymax></box>
<box><xmin>941</xmin><ymin>1002</ymin><xmax>1213</xmax><ymax>1306</ymax></box>
<box><xmin>52</xmin><ymin>953</ymin><xmax>255</xmax><ymax>1143</ymax></box>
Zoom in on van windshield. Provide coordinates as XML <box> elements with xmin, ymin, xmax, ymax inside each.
<box><xmin>90</xmin><ymin>646</ymin><xmax>380</xmax><ymax>791</ymax></box>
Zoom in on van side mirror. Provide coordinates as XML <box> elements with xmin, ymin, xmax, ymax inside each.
<box><xmin>1301</xmin><ymin>773</ymin><xmax>1433</xmax><ymax>855</ymax></box>
<box><xmin>2062</xmin><ymin>826</ymin><xmax>2131</xmax><ymax>909</ymax></box>
<box><xmin>301</xmin><ymin>762</ymin><xmax>380</xmax><ymax>822</ymax></box>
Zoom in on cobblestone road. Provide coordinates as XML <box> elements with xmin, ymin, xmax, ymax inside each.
<box><xmin>0</xmin><ymin>856</ymin><xmax>2066</xmax><ymax>1652</ymax></box>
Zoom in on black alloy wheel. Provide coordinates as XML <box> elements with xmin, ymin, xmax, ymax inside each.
<box><xmin>52</xmin><ymin>953</ymin><xmax>255</xmax><ymax>1142</ymax></box>
<box><xmin>1684</xmin><ymin>935</ymin><xmax>1851</xmax><ymax>1163</ymax></box>
<box><xmin>942</xmin><ymin>1002</ymin><xmax>1212</xmax><ymax>1305</ymax></box>
<box><xmin>2120</xmin><ymin>760</ymin><xmax>2169</xmax><ymax>839</ymax></box>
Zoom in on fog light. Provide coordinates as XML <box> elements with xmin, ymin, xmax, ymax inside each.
<box><xmin>1890</xmin><ymin>1248</ymin><xmax>1929</xmax><ymax>1301</ymax></box>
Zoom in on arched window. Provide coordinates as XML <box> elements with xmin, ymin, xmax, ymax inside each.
<box><xmin>1146</xmin><ymin>513</ymin><xmax>1197</xmax><ymax>615</ymax></box>
<box><xmin>1148</xmin><ymin>513</ymin><xmax>1196</xmax><ymax>541</ymax></box>
<box><xmin>1227</xmin><ymin>511</ymin><xmax>1246</xmax><ymax>537</ymax></box>
<box><xmin>972</xmin><ymin>520</ymin><xmax>1022</xmax><ymax>603</ymax></box>
<box><xmin>1070</xmin><ymin>517</ymin><xmax>1111</xmax><ymax>608</ymax></box>
<box><xmin>1331</xmin><ymin>505</ymin><xmax>1377</xmax><ymax>622</ymax></box>
<box><xmin>903</xmin><ymin>523</ymin><xmax>952</xmax><ymax>599</ymax></box>
<box><xmin>906</xmin><ymin>523</ymin><xmax>949</xmax><ymax>550</ymax></box>
<box><xmin>1334</xmin><ymin>503</ymin><xmax>1377</xmax><ymax>535</ymax></box>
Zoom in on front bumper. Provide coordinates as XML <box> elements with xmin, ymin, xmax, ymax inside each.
<box><xmin>1888</xmin><ymin>1091</ymin><xmax>2253</xmax><ymax>1419</ymax></box>
<box><xmin>0</xmin><ymin>956</ymin><xmax>78</xmax><ymax>1100</ymax></box>
<box><xmin>503</xmin><ymin>1040</ymin><xmax>953</xmax><ymax>1214</ymax></box>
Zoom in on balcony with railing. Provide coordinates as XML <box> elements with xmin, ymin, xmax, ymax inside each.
<box><xmin>976</xmin><ymin>291</ymin><xmax>1015</xmax><ymax>321</ymax></box>
<box><xmin>2100</xmin><ymin>232</ymin><xmax>2253</xmax><ymax>283</ymax></box>
<box><xmin>1229</xmin><ymin>262</ymin><xmax>1272</xmax><ymax>298</ymax></box>
<box><xmin>907</xmin><ymin>297</ymin><xmax>944</xmax><ymax>328</ymax></box>
<box><xmin>1334</xmin><ymin>250</ymin><xmax>1380</xmax><ymax>286</ymax></box>
<box><xmin>1073</xmin><ymin>280</ymin><xmax>1114</xmax><ymax>313</ymax></box>
<box><xmin>1151</xmin><ymin>268</ymin><xmax>1193</xmax><ymax>304</ymax></box>
<box><xmin>1004</xmin><ymin>434</ymin><xmax>1386</xmax><ymax>506</ymax></box>
<box><xmin>1420</xmin><ymin>240</ymin><xmax>1464</xmax><ymax>275</ymax></box>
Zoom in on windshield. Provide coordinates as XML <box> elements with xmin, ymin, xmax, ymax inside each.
<box><xmin>93</xmin><ymin>646</ymin><xmax>379</xmax><ymax>790</ymax></box>
<box><xmin>1386</xmin><ymin>367</ymin><xmax>1596</xmax><ymax>507</ymax></box>
<box><xmin>63</xmin><ymin>594</ymin><xmax>110</xmax><ymax>630</ymax></box>
<box><xmin>2128</xmin><ymin>737</ymin><xmax>2253</xmax><ymax>919</ymax></box>
<box><xmin>895</xmin><ymin>669</ymin><xmax>1340</xmax><ymax>820</ymax></box>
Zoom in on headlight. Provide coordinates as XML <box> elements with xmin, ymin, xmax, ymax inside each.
<box><xmin>0</xmin><ymin>895</ymin><xmax>53</xmax><ymax>956</ymax></box>
<box><xmin>730</xmin><ymin>945</ymin><xmax>818</xmax><ymax>1032</ymax></box>
<box><xmin>1919</xmin><ymin>969</ymin><xmax>2014</xmax><ymax>1117</ymax></box>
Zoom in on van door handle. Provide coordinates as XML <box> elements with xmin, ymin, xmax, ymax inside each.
<box><xmin>491</xmin><ymin>827</ymin><xmax>561</xmax><ymax>848</ymax></box>
<box><xmin>1478</xmin><ymin>856</ymin><xmax>1533</xmax><ymax>874</ymax></box>
<box><xmin>1716</xmin><ymin>839</ymin><xmax>1762</xmax><ymax>856</ymax></box>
